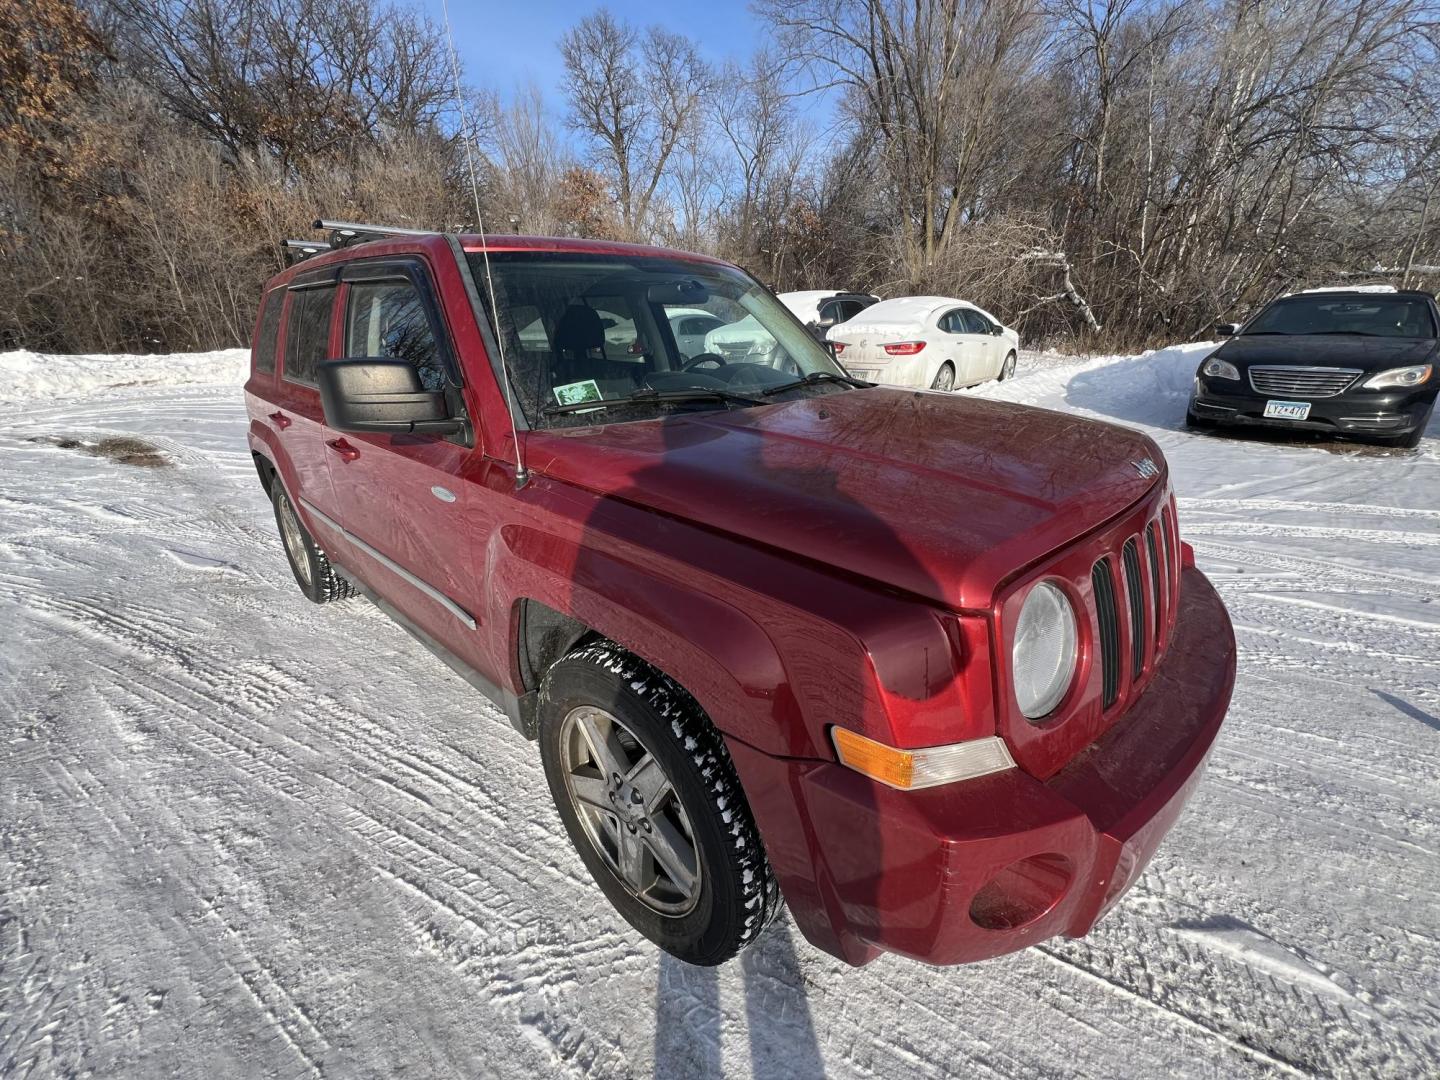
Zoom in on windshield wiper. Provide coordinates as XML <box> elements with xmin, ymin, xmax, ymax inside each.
<box><xmin>541</xmin><ymin>385</ymin><xmax>768</xmax><ymax>416</ymax></box>
<box><xmin>760</xmin><ymin>370</ymin><xmax>873</xmax><ymax>396</ymax></box>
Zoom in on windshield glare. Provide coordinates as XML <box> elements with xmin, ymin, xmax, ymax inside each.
<box><xmin>1245</xmin><ymin>295</ymin><xmax>1436</xmax><ymax>338</ymax></box>
<box><xmin>469</xmin><ymin>252</ymin><xmax>851</xmax><ymax>427</ymax></box>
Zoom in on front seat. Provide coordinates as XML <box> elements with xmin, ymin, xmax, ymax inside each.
<box><xmin>552</xmin><ymin>304</ymin><xmax>607</xmax><ymax>386</ymax></box>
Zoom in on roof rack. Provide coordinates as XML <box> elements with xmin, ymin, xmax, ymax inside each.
<box><xmin>282</xmin><ymin>238</ymin><xmax>332</xmax><ymax>265</ymax></box>
<box><xmin>314</xmin><ymin>219</ymin><xmax>438</xmax><ymax>249</ymax></box>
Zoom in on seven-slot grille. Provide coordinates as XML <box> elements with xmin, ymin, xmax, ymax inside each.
<box><xmin>1090</xmin><ymin>503</ymin><xmax>1181</xmax><ymax>710</ymax></box>
<box><xmin>1247</xmin><ymin>365</ymin><xmax>1361</xmax><ymax>398</ymax></box>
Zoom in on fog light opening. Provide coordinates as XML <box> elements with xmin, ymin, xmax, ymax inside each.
<box><xmin>968</xmin><ymin>853</ymin><xmax>1073</xmax><ymax>931</ymax></box>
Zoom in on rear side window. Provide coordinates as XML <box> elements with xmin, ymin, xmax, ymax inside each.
<box><xmin>346</xmin><ymin>280</ymin><xmax>445</xmax><ymax>392</ymax></box>
<box><xmin>284</xmin><ymin>287</ymin><xmax>336</xmax><ymax>385</ymax></box>
<box><xmin>253</xmin><ymin>290</ymin><xmax>284</xmax><ymax>374</ymax></box>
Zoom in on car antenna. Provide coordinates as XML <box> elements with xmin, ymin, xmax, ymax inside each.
<box><xmin>441</xmin><ymin>0</ymin><xmax>529</xmax><ymax>489</ymax></box>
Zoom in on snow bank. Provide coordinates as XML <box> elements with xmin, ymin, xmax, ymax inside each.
<box><xmin>965</xmin><ymin>340</ymin><xmax>1217</xmax><ymax>430</ymax></box>
<box><xmin>0</xmin><ymin>348</ymin><xmax>249</xmax><ymax>404</ymax></box>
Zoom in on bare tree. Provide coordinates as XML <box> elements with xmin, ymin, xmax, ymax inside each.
<box><xmin>560</xmin><ymin>9</ymin><xmax>711</xmax><ymax>238</ymax></box>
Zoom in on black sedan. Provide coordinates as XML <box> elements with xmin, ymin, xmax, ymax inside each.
<box><xmin>1187</xmin><ymin>289</ymin><xmax>1438</xmax><ymax>448</ymax></box>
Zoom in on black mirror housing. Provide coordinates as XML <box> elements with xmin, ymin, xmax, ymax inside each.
<box><xmin>647</xmin><ymin>279</ymin><xmax>709</xmax><ymax>305</ymax></box>
<box><xmin>1214</xmin><ymin>322</ymin><xmax>1239</xmax><ymax>337</ymax></box>
<box><xmin>318</xmin><ymin>358</ymin><xmax>462</xmax><ymax>435</ymax></box>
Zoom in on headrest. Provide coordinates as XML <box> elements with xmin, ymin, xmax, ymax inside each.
<box><xmin>555</xmin><ymin>305</ymin><xmax>605</xmax><ymax>355</ymax></box>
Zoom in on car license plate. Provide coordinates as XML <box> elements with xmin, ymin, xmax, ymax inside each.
<box><xmin>1263</xmin><ymin>399</ymin><xmax>1311</xmax><ymax>421</ymax></box>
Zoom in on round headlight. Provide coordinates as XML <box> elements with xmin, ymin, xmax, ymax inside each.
<box><xmin>1012</xmin><ymin>582</ymin><xmax>1079</xmax><ymax>720</ymax></box>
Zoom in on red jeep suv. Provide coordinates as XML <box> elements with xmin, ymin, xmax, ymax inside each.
<box><xmin>245</xmin><ymin>222</ymin><xmax>1236</xmax><ymax>967</ymax></box>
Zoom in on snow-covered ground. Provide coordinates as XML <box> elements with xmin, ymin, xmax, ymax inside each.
<box><xmin>1</xmin><ymin>345</ymin><xmax>1437</xmax><ymax>1079</ymax></box>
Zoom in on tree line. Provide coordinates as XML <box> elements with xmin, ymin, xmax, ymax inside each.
<box><xmin>3</xmin><ymin>0</ymin><xmax>1438</xmax><ymax>355</ymax></box>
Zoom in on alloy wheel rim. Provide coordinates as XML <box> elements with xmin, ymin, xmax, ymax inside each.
<box><xmin>276</xmin><ymin>494</ymin><xmax>312</xmax><ymax>586</ymax></box>
<box><xmin>559</xmin><ymin>705</ymin><xmax>701</xmax><ymax>917</ymax></box>
<box><xmin>935</xmin><ymin>367</ymin><xmax>955</xmax><ymax>391</ymax></box>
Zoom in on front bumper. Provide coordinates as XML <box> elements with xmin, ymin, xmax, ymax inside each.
<box><xmin>1190</xmin><ymin>375</ymin><xmax>1436</xmax><ymax>438</ymax></box>
<box><xmin>727</xmin><ymin>566</ymin><xmax>1236</xmax><ymax>966</ymax></box>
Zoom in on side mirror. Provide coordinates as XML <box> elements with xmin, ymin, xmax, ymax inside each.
<box><xmin>318</xmin><ymin>358</ymin><xmax>463</xmax><ymax>435</ymax></box>
<box><xmin>1214</xmin><ymin>322</ymin><xmax>1239</xmax><ymax>337</ymax></box>
<box><xmin>813</xmin><ymin>313</ymin><xmax>837</xmax><ymax>329</ymax></box>
<box><xmin>991</xmin><ymin>324</ymin><xmax>1004</xmax><ymax>335</ymax></box>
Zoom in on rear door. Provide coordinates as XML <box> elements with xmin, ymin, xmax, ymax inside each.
<box><xmin>272</xmin><ymin>278</ymin><xmax>345</xmax><ymax>538</ymax></box>
<box><xmin>323</xmin><ymin>257</ymin><xmax>486</xmax><ymax>657</ymax></box>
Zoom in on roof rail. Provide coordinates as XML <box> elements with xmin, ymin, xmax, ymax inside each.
<box><xmin>282</xmin><ymin>238</ymin><xmax>332</xmax><ymax>266</ymax></box>
<box><xmin>314</xmin><ymin>219</ymin><xmax>437</xmax><ymax>249</ymax></box>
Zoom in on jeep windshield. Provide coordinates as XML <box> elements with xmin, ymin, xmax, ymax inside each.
<box><xmin>468</xmin><ymin>251</ymin><xmax>860</xmax><ymax>428</ymax></box>
<box><xmin>1243</xmin><ymin>295</ymin><xmax>1437</xmax><ymax>338</ymax></box>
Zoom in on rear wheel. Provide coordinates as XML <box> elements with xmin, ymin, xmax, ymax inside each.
<box><xmin>270</xmin><ymin>481</ymin><xmax>357</xmax><ymax>604</ymax></box>
<box><xmin>931</xmin><ymin>362</ymin><xmax>956</xmax><ymax>392</ymax></box>
<box><xmin>538</xmin><ymin>641</ymin><xmax>781</xmax><ymax>966</ymax></box>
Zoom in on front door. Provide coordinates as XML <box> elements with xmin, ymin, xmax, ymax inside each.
<box><xmin>322</xmin><ymin>260</ymin><xmax>487</xmax><ymax>665</ymax></box>
<box><xmin>959</xmin><ymin>308</ymin><xmax>998</xmax><ymax>381</ymax></box>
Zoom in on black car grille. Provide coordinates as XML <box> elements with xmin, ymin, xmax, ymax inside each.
<box><xmin>1091</xmin><ymin>558</ymin><xmax>1122</xmax><ymax>708</ymax></box>
<box><xmin>1121</xmin><ymin>538</ymin><xmax>1146</xmax><ymax>679</ymax></box>
<box><xmin>1248</xmin><ymin>365</ymin><xmax>1361</xmax><ymax>398</ymax></box>
<box><xmin>1089</xmin><ymin>505</ymin><xmax>1181</xmax><ymax>711</ymax></box>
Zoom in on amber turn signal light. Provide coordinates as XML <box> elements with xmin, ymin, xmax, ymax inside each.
<box><xmin>830</xmin><ymin>727</ymin><xmax>1016</xmax><ymax>791</ymax></box>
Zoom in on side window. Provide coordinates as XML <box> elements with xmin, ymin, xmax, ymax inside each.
<box><xmin>283</xmin><ymin>287</ymin><xmax>336</xmax><ymax>385</ymax></box>
<box><xmin>346</xmin><ymin>280</ymin><xmax>445</xmax><ymax>392</ymax></box>
<box><xmin>833</xmin><ymin>300</ymin><xmax>864</xmax><ymax>323</ymax></box>
<box><xmin>940</xmin><ymin>309</ymin><xmax>965</xmax><ymax>334</ymax></box>
<box><xmin>960</xmin><ymin>309</ymin><xmax>991</xmax><ymax>335</ymax></box>
<box><xmin>253</xmin><ymin>289</ymin><xmax>284</xmax><ymax>374</ymax></box>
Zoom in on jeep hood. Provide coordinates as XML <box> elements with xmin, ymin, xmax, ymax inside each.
<box><xmin>526</xmin><ymin>388</ymin><xmax>1163</xmax><ymax>610</ymax></box>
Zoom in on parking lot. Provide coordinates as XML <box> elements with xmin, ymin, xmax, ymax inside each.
<box><xmin>1</xmin><ymin>344</ymin><xmax>1436</xmax><ymax>1078</ymax></box>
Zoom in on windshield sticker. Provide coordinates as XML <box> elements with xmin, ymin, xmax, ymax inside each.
<box><xmin>553</xmin><ymin>379</ymin><xmax>602</xmax><ymax>406</ymax></box>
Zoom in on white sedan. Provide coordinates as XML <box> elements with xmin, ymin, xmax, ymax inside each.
<box><xmin>827</xmin><ymin>296</ymin><xmax>1019</xmax><ymax>391</ymax></box>
<box><xmin>704</xmin><ymin>290</ymin><xmax>877</xmax><ymax>365</ymax></box>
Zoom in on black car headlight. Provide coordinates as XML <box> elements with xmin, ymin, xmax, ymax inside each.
<box><xmin>1201</xmin><ymin>358</ymin><xmax>1240</xmax><ymax>380</ymax></box>
<box><xmin>1362</xmin><ymin>364</ymin><xmax>1432</xmax><ymax>390</ymax></box>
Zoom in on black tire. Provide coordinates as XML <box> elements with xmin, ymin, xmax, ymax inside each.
<box><xmin>931</xmin><ymin>362</ymin><xmax>956</xmax><ymax>392</ymax></box>
<box><xmin>1378</xmin><ymin>402</ymin><xmax>1432</xmax><ymax>449</ymax></box>
<box><xmin>999</xmin><ymin>350</ymin><xmax>1017</xmax><ymax>381</ymax></box>
<box><xmin>269</xmin><ymin>480</ymin><xmax>357</xmax><ymax>604</ymax></box>
<box><xmin>538</xmin><ymin>641</ymin><xmax>782</xmax><ymax>966</ymax></box>
<box><xmin>1378</xmin><ymin>426</ymin><xmax>1425</xmax><ymax>449</ymax></box>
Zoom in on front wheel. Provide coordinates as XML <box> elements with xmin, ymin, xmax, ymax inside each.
<box><xmin>538</xmin><ymin>642</ymin><xmax>781</xmax><ymax>966</ymax></box>
<box><xmin>998</xmin><ymin>351</ymin><xmax>1017</xmax><ymax>381</ymax></box>
<box><xmin>930</xmin><ymin>362</ymin><xmax>956</xmax><ymax>392</ymax></box>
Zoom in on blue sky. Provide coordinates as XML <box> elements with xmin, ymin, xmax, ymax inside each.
<box><xmin>424</xmin><ymin>0</ymin><xmax>838</xmax><ymax>139</ymax></box>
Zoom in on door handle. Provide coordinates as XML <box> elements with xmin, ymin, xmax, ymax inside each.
<box><xmin>326</xmin><ymin>438</ymin><xmax>360</xmax><ymax>463</ymax></box>
<box><xmin>268</xmin><ymin>411</ymin><xmax>292</xmax><ymax>430</ymax></box>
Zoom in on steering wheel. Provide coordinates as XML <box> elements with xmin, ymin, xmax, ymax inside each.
<box><xmin>682</xmin><ymin>353</ymin><xmax>726</xmax><ymax>372</ymax></box>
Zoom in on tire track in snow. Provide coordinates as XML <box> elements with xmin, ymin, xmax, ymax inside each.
<box><xmin>14</xmin><ymin>571</ymin><xmax>657</xmax><ymax>1077</ymax></box>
